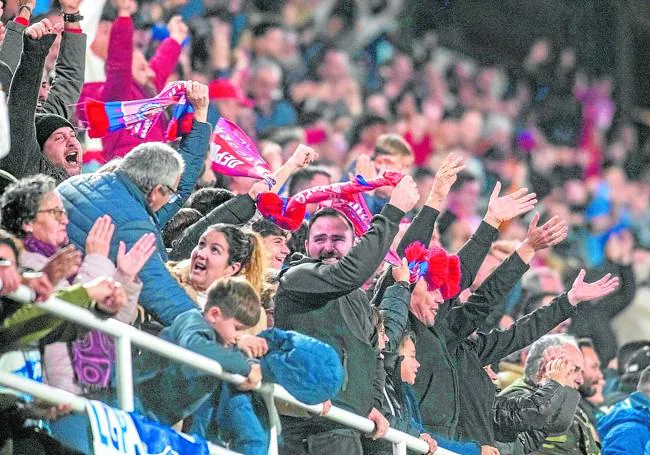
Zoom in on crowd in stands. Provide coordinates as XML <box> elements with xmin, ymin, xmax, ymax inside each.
<box><xmin>0</xmin><ymin>0</ymin><xmax>649</xmax><ymax>454</ymax></box>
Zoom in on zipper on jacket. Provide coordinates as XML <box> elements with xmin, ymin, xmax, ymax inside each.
<box><xmin>341</xmin><ymin>349</ymin><xmax>349</xmax><ymax>392</ymax></box>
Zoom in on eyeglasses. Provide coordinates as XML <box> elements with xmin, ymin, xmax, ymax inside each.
<box><xmin>37</xmin><ymin>208</ymin><xmax>68</xmax><ymax>222</ymax></box>
<box><xmin>163</xmin><ymin>185</ymin><xmax>180</xmax><ymax>204</ymax></box>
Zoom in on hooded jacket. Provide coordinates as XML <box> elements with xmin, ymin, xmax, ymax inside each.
<box><xmin>598</xmin><ymin>391</ymin><xmax>650</xmax><ymax>455</ymax></box>
<box><xmin>57</xmin><ymin>120</ymin><xmax>210</xmax><ymax>326</ymax></box>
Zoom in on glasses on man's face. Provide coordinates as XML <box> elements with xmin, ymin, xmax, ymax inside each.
<box><xmin>37</xmin><ymin>208</ymin><xmax>68</xmax><ymax>222</ymax></box>
<box><xmin>163</xmin><ymin>185</ymin><xmax>180</xmax><ymax>204</ymax></box>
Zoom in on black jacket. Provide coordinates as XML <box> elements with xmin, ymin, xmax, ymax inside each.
<box><xmin>274</xmin><ymin>204</ymin><xmax>404</xmax><ymax>431</ymax></box>
<box><xmin>456</xmin><ymin>290</ymin><xmax>577</xmax><ymax>446</ymax></box>
<box><xmin>169</xmin><ymin>194</ymin><xmax>258</xmax><ymax>261</ymax></box>
<box><xmin>411</xmin><ymin>221</ymin><xmax>499</xmax><ymax>437</ymax></box>
<box><xmin>494</xmin><ymin>377</ymin><xmax>581</xmax><ymax>454</ymax></box>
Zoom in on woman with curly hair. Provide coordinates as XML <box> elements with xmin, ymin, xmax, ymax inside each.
<box><xmin>0</xmin><ymin>174</ymin><xmax>154</xmax><ymax>395</ymax></box>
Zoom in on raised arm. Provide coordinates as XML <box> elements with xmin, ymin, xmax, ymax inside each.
<box><xmin>102</xmin><ymin>0</ymin><xmax>137</xmax><ymax>101</ymax></box>
<box><xmin>379</xmin><ymin>260</ymin><xmax>411</xmax><ymax>353</ymax></box>
<box><xmin>371</xmin><ymin>153</ymin><xmax>464</xmax><ymax>305</ymax></box>
<box><xmin>157</xmin><ymin>83</ymin><xmax>212</xmax><ymax>225</ymax></box>
<box><xmin>445</xmin><ymin>213</ymin><xmax>569</xmax><ymax>340</ymax></box>
<box><xmin>41</xmin><ymin>0</ymin><xmax>87</xmax><ymax>119</ymax></box>
<box><xmin>456</xmin><ymin>182</ymin><xmax>537</xmax><ymax>291</ymax></box>
<box><xmin>149</xmin><ymin>16</ymin><xmax>185</xmax><ymax>92</ymax></box>
<box><xmin>2</xmin><ymin>22</ymin><xmax>59</xmax><ymax>180</ymax></box>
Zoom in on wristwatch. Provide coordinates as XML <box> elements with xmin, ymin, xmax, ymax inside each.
<box><xmin>62</xmin><ymin>11</ymin><xmax>84</xmax><ymax>23</ymax></box>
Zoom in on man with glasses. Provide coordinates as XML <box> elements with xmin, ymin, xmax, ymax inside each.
<box><xmin>57</xmin><ymin>82</ymin><xmax>211</xmax><ymax>327</ymax></box>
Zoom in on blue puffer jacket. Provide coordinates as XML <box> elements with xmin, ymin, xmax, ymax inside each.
<box><xmin>598</xmin><ymin>391</ymin><xmax>650</xmax><ymax>455</ymax></box>
<box><xmin>57</xmin><ymin>121</ymin><xmax>211</xmax><ymax>326</ymax></box>
<box><xmin>259</xmin><ymin>328</ymin><xmax>344</xmax><ymax>405</ymax></box>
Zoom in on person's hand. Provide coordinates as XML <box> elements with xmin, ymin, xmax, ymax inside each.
<box><xmin>567</xmin><ymin>269</ymin><xmax>620</xmax><ymax>306</ymax></box>
<box><xmin>484</xmin><ymin>182</ymin><xmax>537</xmax><ymax>228</ymax></box>
<box><xmin>367</xmin><ymin>407</ymin><xmax>389</xmax><ymax>440</ymax></box>
<box><xmin>353</xmin><ymin>154</ymin><xmax>377</xmax><ymax>181</ymax></box>
<box><xmin>543</xmin><ymin>356</ymin><xmax>573</xmax><ymax>387</ymax></box>
<box><xmin>248</xmin><ymin>179</ymin><xmax>273</xmax><ymax>198</ymax></box>
<box><xmin>517</xmin><ymin>213</ymin><xmax>568</xmax><ymax>262</ymax></box>
<box><xmin>0</xmin><ymin>260</ymin><xmax>21</xmax><ymax>296</ymax></box>
<box><xmin>186</xmin><ymin>80</ymin><xmax>209</xmax><ymax>123</ymax></box>
<box><xmin>238</xmin><ymin>363</ymin><xmax>262</xmax><ymax>391</ymax></box>
<box><xmin>0</xmin><ymin>22</ymin><xmax>6</xmax><ymax>48</ymax></box>
<box><xmin>288</xmin><ymin>144</ymin><xmax>318</xmax><ymax>169</ymax></box>
<box><xmin>85</xmin><ymin>215</ymin><xmax>115</xmax><ymax>257</ymax></box>
<box><xmin>236</xmin><ymin>335</ymin><xmax>269</xmax><ymax>358</ymax></box>
<box><xmin>22</xmin><ymin>273</ymin><xmax>53</xmax><ymax>302</ymax></box>
<box><xmin>112</xmin><ymin>0</ymin><xmax>138</xmax><ymax>17</ymax></box>
<box><xmin>523</xmin><ymin>213</ymin><xmax>568</xmax><ymax>251</ymax></box>
<box><xmin>392</xmin><ymin>258</ymin><xmax>410</xmax><ymax>283</ymax></box>
<box><xmin>426</xmin><ymin>152</ymin><xmax>465</xmax><ymax>210</ymax></box>
<box><xmin>167</xmin><ymin>15</ymin><xmax>189</xmax><ymax>45</ymax></box>
<box><xmin>388</xmin><ymin>176</ymin><xmax>419</xmax><ymax>213</ymax></box>
<box><xmin>419</xmin><ymin>433</ymin><xmax>438</xmax><ymax>454</ymax></box>
<box><xmin>59</xmin><ymin>0</ymin><xmax>82</xmax><ymax>13</ymax></box>
<box><xmin>481</xmin><ymin>445</ymin><xmax>500</xmax><ymax>455</ymax></box>
<box><xmin>83</xmin><ymin>277</ymin><xmax>127</xmax><ymax>315</ymax></box>
<box><xmin>22</xmin><ymin>402</ymin><xmax>71</xmax><ymax>421</ymax></box>
<box><xmin>25</xmin><ymin>18</ymin><xmax>63</xmax><ymax>40</ymax></box>
<box><xmin>42</xmin><ymin>245</ymin><xmax>82</xmax><ymax>284</ymax></box>
<box><xmin>320</xmin><ymin>399</ymin><xmax>332</xmax><ymax>416</ymax></box>
<box><xmin>606</xmin><ymin>231</ymin><xmax>634</xmax><ymax>266</ymax></box>
<box><xmin>116</xmin><ymin>234</ymin><xmax>157</xmax><ymax>282</ymax></box>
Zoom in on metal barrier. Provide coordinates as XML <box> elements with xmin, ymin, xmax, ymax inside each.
<box><xmin>1</xmin><ymin>285</ymin><xmax>459</xmax><ymax>455</ymax></box>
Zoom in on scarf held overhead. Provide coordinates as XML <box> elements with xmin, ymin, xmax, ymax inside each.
<box><xmin>257</xmin><ymin>172</ymin><xmax>404</xmax><ymax>231</ymax></box>
<box><xmin>83</xmin><ymin>81</ymin><xmax>195</xmax><ymax>141</ymax></box>
<box><xmin>210</xmin><ymin>117</ymin><xmax>275</xmax><ymax>187</ymax></box>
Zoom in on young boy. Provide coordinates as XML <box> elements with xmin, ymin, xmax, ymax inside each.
<box><xmin>134</xmin><ymin>277</ymin><xmax>263</xmax><ymax>425</ymax></box>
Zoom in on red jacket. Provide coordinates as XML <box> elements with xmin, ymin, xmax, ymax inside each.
<box><xmin>82</xmin><ymin>17</ymin><xmax>181</xmax><ymax>161</ymax></box>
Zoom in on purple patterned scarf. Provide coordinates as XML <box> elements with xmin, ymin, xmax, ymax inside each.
<box><xmin>72</xmin><ymin>331</ymin><xmax>115</xmax><ymax>388</ymax></box>
<box><xmin>22</xmin><ymin>235</ymin><xmax>58</xmax><ymax>258</ymax></box>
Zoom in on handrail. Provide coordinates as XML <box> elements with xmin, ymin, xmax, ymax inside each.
<box><xmin>3</xmin><ymin>285</ymin><xmax>458</xmax><ymax>454</ymax></box>
<box><xmin>0</xmin><ymin>371</ymin><xmax>241</xmax><ymax>455</ymax></box>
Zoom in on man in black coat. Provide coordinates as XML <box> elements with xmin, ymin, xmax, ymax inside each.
<box><xmin>274</xmin><ymin>176</ymin><xmax>419</xmax><ymax>455</ymax></box>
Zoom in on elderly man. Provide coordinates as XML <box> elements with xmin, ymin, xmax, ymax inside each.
<box><xmin>495</xmin><ymin>334</ymin><xmax>599</xmax><ymax>455</ymax></box>
<box><xmin>57</xmin><ymin>83</ymin><xmax>210</xmax><ymax>326</ymax></box>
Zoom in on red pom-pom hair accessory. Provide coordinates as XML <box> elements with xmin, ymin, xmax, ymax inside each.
<box><xmin>439</xmin><ymin>254</ymin><xmax>461</xmax><ymax>300</ymax></box>
<box><xmin>403</xmin><ymin>241</ymin><xmax>461</xmax><ymax>300</ymax></box>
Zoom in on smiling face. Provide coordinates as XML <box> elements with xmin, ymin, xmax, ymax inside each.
<box><xmin>23</xmin><ymin>191</ymin><xmax>69</xmax><ymax>247</ymax></box>
<box><xmin>262</xmin><ymin>234</ymin><xmax>290</xmax><ymax>270</ymax></box>
<box><xmin>410</xmin><ymin>280</ymin><xmax>444</xmax><ymax>327</ymax></box>
<box><xmin>400</xmin><ymin>338</ymin><xmax>420</xmax><ymax>385</ymax></box>
<box><xmin>190</xmin><ymin>230</ymin><xmax>241</xmax><ymax>292</ymax></box>
<box><xmin>42</xmin><ymin>127</ymin><xmax>82</xmax><ymax>176</ymax></box>
<box><xmin>305</xmin><ymin>214</ymin><xmax>354</xmax><ymax>264</ymax></box>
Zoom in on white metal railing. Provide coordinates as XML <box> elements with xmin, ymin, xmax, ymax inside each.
<box><xmin>2</xmin><ymin>285</ymin><xmax>458</xmax><ymax>455</ymax></box>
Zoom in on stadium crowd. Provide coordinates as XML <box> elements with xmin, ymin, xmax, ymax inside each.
<box><xmin>0</xmin><ymin>0</ymin><xmax>649</xmax><ymax>454</ymax></box>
